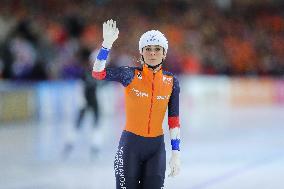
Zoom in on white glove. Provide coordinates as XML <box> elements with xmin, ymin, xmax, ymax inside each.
<box><xmin>102</xmin><ymin>19</ymin><xmax>119</xmax><ymax>49</ymax></box>
<box><xmin>168</xmin><ymin>150</ymin><xmax>181</xmax><ymax>177</ymax></box>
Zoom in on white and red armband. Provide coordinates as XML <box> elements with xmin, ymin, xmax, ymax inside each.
<box><xmin>169</xmin><ymin>116</ymin><xmax>180</xmax><ymax>151</ymax></box>
<box><xmin>91</xmin><ymin>47</ymin><xmax>110</xmax><ymax>80</ymax></box>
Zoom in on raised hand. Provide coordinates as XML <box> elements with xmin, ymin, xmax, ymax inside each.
<box><xmin>102</xmin><ymin>19</ymin><xmax>119</xmax><ymax>49</ymax></box>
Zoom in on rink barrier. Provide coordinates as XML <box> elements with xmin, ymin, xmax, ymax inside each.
<box><xmin>0</xmin><ymin>81</ymin><xmax>36</xmax><ymax>123</ymax></box>
<box><xmin>0</xmin><ymin>77</ymin><xmax>283</xmax><ymax>123</ymax></box>
<box><xmin>181</xmin><ymin>76</ymin><xmax>284</xmax><ymax>108</ymax></box>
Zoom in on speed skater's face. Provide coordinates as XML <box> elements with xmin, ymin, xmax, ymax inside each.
<box><xmin>141</xmin><ymin>45</ymin><xmax>166</xmax><ymax>66</ymax></box>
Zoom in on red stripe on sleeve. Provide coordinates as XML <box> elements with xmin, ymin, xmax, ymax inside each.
<box><xmin>168</xmin><ymin>116</ymin><xmax>180</xmax><ymax>129</ymax></box>
<box><xmin>92</xmin><ymin>70</ymin><xmax>106</xmax><ymax>80</ymax></box>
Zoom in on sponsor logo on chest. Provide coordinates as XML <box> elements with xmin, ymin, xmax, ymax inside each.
<box><xmin>157</xmin><ymin>95</ymin><xmax>170</xmax><ymax>100</ymax></box>
<box><xmin>131</xmin><ymin>73</ymin><xmax>172</xmax><ymax>100</ymax></box>
<box><xmin>131</xmin><ymin>88</ymin><xmax>149</xmax><ymax>98</ymax></box>
<box><xmin>131</xmin><ymin>87</ymin><xmax>170</xmax><ymax>101</ymax></box>
<box><xmin>163</xmin><ymin>75</ymin><xmax>172</xmax><ymax>85</ymax></box>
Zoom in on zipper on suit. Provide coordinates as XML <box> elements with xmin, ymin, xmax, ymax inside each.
<box><xmin>147</xmin><ymin>73</ymin><xmax>155</xmax><ymax>134</ymax></box>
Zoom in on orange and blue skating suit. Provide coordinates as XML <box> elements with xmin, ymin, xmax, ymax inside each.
<box><xmin>92</xmin><ymin>64</ymin><xmax>180</xmax><ymax>137</ymax></box>
<box><xmin>93</xmin><ymin>60</ymin><xmax>180</xmax><ymax>188</ymax></box>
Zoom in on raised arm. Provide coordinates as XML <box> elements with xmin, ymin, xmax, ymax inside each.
<box><xmin>168</xmin><ymin>75</ymin><xmax>181</xmax><ymax>177</ymax></box>
<box><xmin>92</xmin><ymin>19</ymin><xmax>119</xmax><ymax>74</ymax></box>
<box><xmin>91</xmin><ymin>19</ymin><xmax>134</xmax><ymax>87</ymax></box>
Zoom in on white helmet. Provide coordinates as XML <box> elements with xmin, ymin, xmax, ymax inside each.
<box><xmin>139</xmin><ymin>30</ymin><xmax>168</xmax><ymax>54</ymax></box>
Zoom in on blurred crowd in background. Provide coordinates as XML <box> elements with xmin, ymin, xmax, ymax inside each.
<box><xmin>0</xmin><ymin>0</ymin><xmax>284</xmax><ymax>81</ymax></box>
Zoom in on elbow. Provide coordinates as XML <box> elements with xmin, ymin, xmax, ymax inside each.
<box><xmin>92</xmin><ymin>70</ymin><xmax>106</xmax><ymax>80</ymax></box>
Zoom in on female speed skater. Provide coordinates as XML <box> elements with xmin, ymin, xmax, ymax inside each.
<box><xmin>91</xmin><ymin>19</ymin><xmax>181</xmax><ymax>189</ymax></box>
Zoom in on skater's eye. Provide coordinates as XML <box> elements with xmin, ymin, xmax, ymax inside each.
<box><xmin>145</xmin><ymin>47</ymin><xmax>152</xmax><ymax>51</ymax></box>
<box><xmin>155</xmin><ymin>47</ymin><xmax>161</xmax><ymax>52</ymax></box>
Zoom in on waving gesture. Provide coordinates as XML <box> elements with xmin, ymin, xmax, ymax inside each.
<box><xmin>102</xmin><ymin>19</ymin><xmax>119</xmax><ymax>49</ymax></box>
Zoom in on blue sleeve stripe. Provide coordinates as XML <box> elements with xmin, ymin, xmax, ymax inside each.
<box><xmin>171</xmin><ymin>139</ymin><xmax>180</xmax><ymax>151</ymax></box>
<box><xmin>97</xmin><ymin>47</ymin><xmax>110</xmax><ymax>60</ymax></box>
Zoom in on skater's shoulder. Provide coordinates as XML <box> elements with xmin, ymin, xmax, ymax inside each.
<box><xmin>162</xmin><ymin>70</ymin><xmax>179</xmax><ymax>80</ymax></box>
<box><xmin>132</xmin><ymin>66</ymin><xmax>143</xmax><ymax>72</ymax></box>
<box><xmin>118</xmin><ymin>66</ymin><xmax>142</xmax><ymax>72</ymax></box>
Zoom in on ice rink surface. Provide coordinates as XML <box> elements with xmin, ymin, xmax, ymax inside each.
<box><xmin>1</xmin><ymin>106</ymin><xmax>284</xmax><ymax>189</ymax></box>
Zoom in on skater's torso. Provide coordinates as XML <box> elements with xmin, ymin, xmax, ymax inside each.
<box><xmin>92</xmin><ymin>64</ymin><xmax>179</xmax><ymax>137</ymax></box>
<box><xmin>124</xmin><ymin>65</ymin><xmax>173</xmax><ymax>137</ymax></box>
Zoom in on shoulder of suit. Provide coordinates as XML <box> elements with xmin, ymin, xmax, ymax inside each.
<box><xmin>118</xmin><ymin>66</ymin><xmax>142</xmax><ymax>71</ymax></box>
<box><xmin>132</xmin><ymin>66</ymin><xmax>143</xmax><ymax>72</ymax></box>
<box><xmin>162</xmin><ymin>70</ymin><xmax>174</xmax><ymax>77</ymax></box>
<box><xmin>162</xmin><ymin>70</ymin><xmax>179</xmax><ymax>80</ymax></box>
